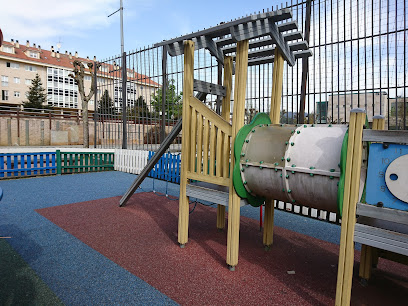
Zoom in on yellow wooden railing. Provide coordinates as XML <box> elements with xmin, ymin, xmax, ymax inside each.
<box><xmin>187</xmin><ymin>97</ymin><xmax>232</xmax><ymax>186</ymax></box>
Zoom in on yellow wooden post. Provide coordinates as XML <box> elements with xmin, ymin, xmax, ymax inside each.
<box><xmin>335</xmin><ymin>109</ymin><xmax>365</xmax><ymax>305</ymax></box>
<box><xmin>217</xmin><ymin>56</ymin><xmax>233</xmax><ymax>230</ymax></box>
<box><xmin>358</xmin><ymin>115</ymin><xmax>385</xmax><ymax>280</ymax></box>
<box><xmin>373</xmin><ymin>115</ymin><xmax>385</xmax><ymax>130</ymax></box>
<box><xmin>226</xmin><ymin>41</ymin><xmax>249</xmax><ymax>269</ymax></box>
<box><xmin>178</xmin><ymin>40</ymin><xmax>195</xmax><ymax>246</ymax></box>
<box><xmin>263</xmin><ymin>48</ymin><xmax>284</xmax><ymax>248</ymax></box>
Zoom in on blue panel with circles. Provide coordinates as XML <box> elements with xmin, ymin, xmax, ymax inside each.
<box><xmin>365</xmin><ymin>143</ymin><xmax>408</xmax><ymax>211</ymax></box>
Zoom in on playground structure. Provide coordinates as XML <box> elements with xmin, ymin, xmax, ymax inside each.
<box><xmin>119</xmin><ymin>8</ymin><xmax>408</xmax><ymax>306</ymax></box>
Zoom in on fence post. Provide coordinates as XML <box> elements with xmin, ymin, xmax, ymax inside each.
<box><xmin>122</xmin><ymin>51</ymin><xmax>127</xmax><ymax>149</ymax></box>
<box><xmin>56</xmin><ymin>150</ymin><xmax>61</xmax><ymax>175</ymax></box>
<box><xmin>161</xmin><ymin>45</ymin><xmax>168</xmax><ymax>143</ymax></box>
<box><xmin>94</xmin><ymin>60</ymin><xmax>98</xmax><ymax>148</ymax></box>
<box><xmin>17</xmin><ymin>110</ymin><xmax>20</xmax><ymax>145</ymax></box>
<box><xmin>298</xmin><ymin>0</ymin><xmax>312</xmax><ymax>124</ymax></box>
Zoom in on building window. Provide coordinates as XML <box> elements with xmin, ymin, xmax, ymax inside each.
<box><xmin>14</xmin><ymin>91</ymin><xmax>20</xmax><ymax>97</ymax></box>
<box><xmin>25</xmin><ymin>65</ymin><xmax>37</xmax><ymax>72</ymax></box>
<box><xmin>6</xmin><ymin>62</ymin><xmax>19</xmax><ymax>69</ymax></box>
<box><xmin>100</xmin><ymin>66</ymin><xmax>109</xmax><ymax>73</ymax></box>
<box><xmin>2</xmin><ymin>90</ymin><xmax>9</xmax><ymax>101</ymax></box>
<box><xmin>2</xmin><ymin>46</ymin><xmax>14</xmax><ymax>53</ymax></box>
<box><xmin>29</xmin><ymin>51</ymin><xmax>39</xmax><ymax>58</ymax></box>
<box><xmin>1</xmin><ymin>76</ymin><xmax>8</xmax><ymax>86</ymax></box>
<box><xmin>47</xmin><ymin>67</ymin><xmax>80</xmax><ymax>109</ymax></box>
<box><xmin>25</xmin><ymin>79</ymin><xmax>32</xmax><ymax>85</ymax></box>
<box><xmin>84</xmin><ymin>75</ymin><xmax>92</xmax><ymax>81</ymax></box>
<box><xmin>14</xmin><ymin>77</ymin><xmax>20</xmax><ymax>84</ymax></box>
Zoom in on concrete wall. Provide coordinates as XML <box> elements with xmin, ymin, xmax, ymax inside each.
<box><xmin>0</xmin><ymin>115</ymin><xmax>177</xmax><ymax>147</ymax></box>
<box><xmin>0</xmin><ymin>116</ymin><xmax>98</xmax><ymax>146</ymax></box>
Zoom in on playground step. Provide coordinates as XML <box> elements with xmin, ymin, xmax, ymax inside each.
<box><xmin>186</xmin><ymin>183</ymin><xmax>247</xmax><ymax>207</ymax></box>
<box><xmin>354</xmin><ymin>222</ymin><xmax>408</xmax><ymax>256</ymax></box>
<box><xmin>355</xmin><ymin>203</ymin><xmax>408</xmax><ymax>256</ymax></box>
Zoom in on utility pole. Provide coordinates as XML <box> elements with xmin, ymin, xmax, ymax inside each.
<box><xmin>120</xmin><ymin>0</ymin><xmax>124</xmax><ymax>54</ymax></box>
<box><xmin>108</xmin><ymin>1</ymin><xmax>127</xmax><ymax>148</ymax></box>
<box><xmin>108</xmin><ymin>0</ymin><xmax>125</xmax><ymax>53</ymax></box>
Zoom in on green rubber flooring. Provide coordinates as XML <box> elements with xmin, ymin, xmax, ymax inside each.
<box><xmin>0</xmin><ymin>239</ymin><xmax>64</xmax><ymax>306</ymax></box>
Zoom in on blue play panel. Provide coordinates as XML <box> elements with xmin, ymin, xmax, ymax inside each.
<box><xmin>366</xmin><ymin>143</ymin><xmax>408</xmax><ymax>211</ymax></box>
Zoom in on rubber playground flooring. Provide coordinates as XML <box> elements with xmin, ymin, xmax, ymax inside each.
<box><xmin>1</xmin><ymin>171</ymin><xmax>407</xmax><ymax>305</ymax></box>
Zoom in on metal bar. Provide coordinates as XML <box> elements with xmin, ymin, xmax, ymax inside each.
<box><xmin>94</xmin><ymin>60</ymin><xmax>98</xmax><ymax>148</ymax></box>
<box><xmin>405</xmin><ymin>0</ymin><xmax>407</xmax><ymax>130</ymax></box>
<box><xmin>161</xmin><ymin>46</ymin><xmax>168</xmax><ymax>144</ymax></box>
<box><xmin>298</xmin><ymin>0</ymin><xmax>312</xmax><ymax>124</ymax></box>
<box><xmin>122</xmin><ymin>51</ymin><xmax>127</xmax><ymax>149</ymax></box>
<box><xmin>350</xmin><ymin>0</ymin><xmax>353</xmax><ymax>110</ymax></box>
<box><xmin>387</xmin><ymin>0</ymin><xmax>390</xmax><ymax>127</ymax></box>
<box><xmin>119</xmin><ymin>117</ymin><xmax>183</xmax><ymax>207</ymax></box>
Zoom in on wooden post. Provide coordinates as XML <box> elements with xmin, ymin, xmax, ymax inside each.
<box><xmin>216</xmin><ymin>56</ymin><xmax>233</xmax><ymax>230</ymax></box>
<box><xmin>178</xmin><ymin>40</ymin><xmax>195</xmax><ymax>247</ymax></box>
<box><xmin>335</xmin><ymin>109</ymin><xmax>365</xmax><ymax>306</ymax></box>
<box><xmin>226</xmin><ymin>41</ymin><xmax>249</xmax><ymax>269</ymax></box>
<box><xmin>358</xmin><ymin>115</ymin><xmax>385</xmax><ymax>280</ymax></box>
<box><xmin>263</xmin><ymin>48</ymin><xmax>285</xmax><ymax>248</ymax></box>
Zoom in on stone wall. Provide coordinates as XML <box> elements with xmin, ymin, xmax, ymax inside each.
<box><xmin>0</xmin><ymin>115</ymin><xmax>177</xmax><ymax>147</ymax></box>
<box><xmin>0</xmin><ymin>116</ymin><xmax>97</xmax><ymax>146</ymax></box>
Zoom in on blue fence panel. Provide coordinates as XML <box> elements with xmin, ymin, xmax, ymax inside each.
<box><xmin>148</xmin><ymin>151</ymin><xmax>181</xmax><ymax>184</ymax></box>
<box><xmin>0</xmin><ymin>152</ymin><xmax>57</xmax><ymax>179</ymax></box>
<box><xmin>0</xmin><ymin>156</ymin><xmax>4</xmax><ymax>178</ymax></box>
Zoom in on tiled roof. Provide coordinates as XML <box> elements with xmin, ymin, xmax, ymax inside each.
<box><xmin>0</xmin><ymin>40</ymin><xmax>159</xmax><ymax>87</ymax></box>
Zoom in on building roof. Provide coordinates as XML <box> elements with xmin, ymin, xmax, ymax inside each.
<box><xmin>0</xmin><ymin>40</ymin><xmax>159</xmax><ymax>87</ymax></box>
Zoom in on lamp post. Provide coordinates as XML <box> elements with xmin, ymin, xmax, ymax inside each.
<box><xmin>108</xmin><ymin>1</ymin><xmax>127</xmax><ymax>148</ymax></box>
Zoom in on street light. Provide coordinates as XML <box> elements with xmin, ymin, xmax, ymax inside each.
<box><xmin>108</xmin><ymin>0</ymin><xmax>124</xmax><ymax>54</ymax></box>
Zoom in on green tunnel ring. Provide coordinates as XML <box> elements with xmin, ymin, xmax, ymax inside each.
<box><xmin>337</xmin><ymin>116</ymin><xmax>369</xmax><ymax>217</ymax></box>
<box><xmin>233</xmin><ymin>113</ymin><xmax>271</xmax><ymax>207</ymax></box>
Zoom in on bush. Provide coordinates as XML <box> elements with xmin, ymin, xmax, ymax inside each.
<box><xmin>143</xmin><ymin>125</ymin><xmax>168</xmax><ymax>144</ymax></box>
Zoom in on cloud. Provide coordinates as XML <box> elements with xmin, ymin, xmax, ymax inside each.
<box><xmin>0</xmin><ymin>0</ymin><xmax>117</xmax><ymax>42</ymax></box>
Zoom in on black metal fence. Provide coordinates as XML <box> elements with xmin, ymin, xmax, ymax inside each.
<box><xmin>94</xmin><ymin>0</ymin><xmax>407</xmax><ymax>149</ymax></box>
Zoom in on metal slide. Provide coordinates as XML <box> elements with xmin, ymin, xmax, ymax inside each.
<box><xmin>119</xmin><ymin>91</ymin><xmax>211</xmax><ymax>207</ymax></box>
<box><xmin>119</xmin><ymin>118</ymin><xmax>183</xmax><ymax>207</ymax></box>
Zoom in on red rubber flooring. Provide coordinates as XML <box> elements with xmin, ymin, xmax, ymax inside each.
<box><xmin>37</xmin><ymin>192</ymin><xmax>408</xmax><ymax>305</ymax></box>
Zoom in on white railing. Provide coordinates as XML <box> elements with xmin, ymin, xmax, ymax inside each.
<box><xmin>114</xmin><ymin>149</ymin><xmax>150</xmax><ymax>174</ymax></box>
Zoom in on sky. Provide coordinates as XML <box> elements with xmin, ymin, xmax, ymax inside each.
<box><xmin>0</xmin><ymin>0</ymin><xmax>285</xmax><ymax>60</ymax></box>
<box><xmin>1</xmin><ymin>0</ymin><xmax>406</xmax><ymax>107</ymax></box>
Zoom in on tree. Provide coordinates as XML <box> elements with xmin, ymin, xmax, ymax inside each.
<box><xmin>97</xmin><ymin>90</ymin><xmax>116</xmax><ymax>119</ymax></box>
<box><xmin>151</xmin><ymin>79</ymin><xmax>182</xmax><ymax>119</ymax></box>
<box><xmin>128</xmin><ymin>95</ymin><xmax>151</xmax><ymax>121</ymax></box>
<box><xmin>22</xmin><ymin>74</ymin><xmax>48</xmax><ymax>109</ymax></box>
<box><xmin>69</xmin><ymin>60</ymin><xmax>100</xmax><ymax>148</ymax></box>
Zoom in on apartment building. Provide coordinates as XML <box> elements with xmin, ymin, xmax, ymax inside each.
<box><xmin>0</xmin><ymin>39</ymin><xmax>158</xmax><ymax>111</ymax></box>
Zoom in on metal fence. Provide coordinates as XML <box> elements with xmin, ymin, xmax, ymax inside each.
<box><xmin>93</xmin><ymin>0</ymin><xmax>407</xmax><ymax>150</ymax></box>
